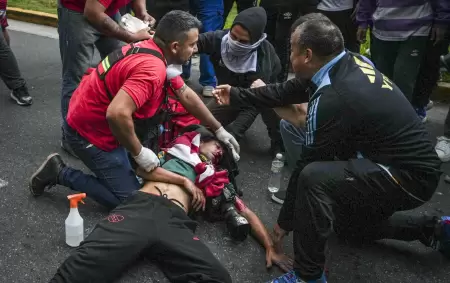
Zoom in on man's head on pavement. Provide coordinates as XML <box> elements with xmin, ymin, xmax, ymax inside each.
<box><xmin>290</xmin><ymin>18</ymin><xmax>344</xmax><ymax>79</ymax></box>
<box><xmin>154</xmin><ymin>10</ymin><xmax>202</xmax><ymax>65</ymax></box>
<box><xmin>230</xmin><ymin>7</ymin><xmax>267</xmax><ymax>45</ymax></box>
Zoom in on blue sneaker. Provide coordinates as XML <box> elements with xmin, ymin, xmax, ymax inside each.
<box><xmin>437</xmin><ymin>216</ymin><xmax>450</xmax><ymax>259</ymax></box>
<box><xmin>268</xmin><ymin>271</ymin><xmax>327</xmax><ymax>283</ymax></box>
<box><xmin>415</xmin><ymin>107</ymin><xmax>427</xmax><ymax>123</ymax></box>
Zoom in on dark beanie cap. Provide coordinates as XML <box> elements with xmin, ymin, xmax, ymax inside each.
<box><xmin>231</xmin><ymin>7</ymin><xmax>267</xmax><ymax>44</ymax></box>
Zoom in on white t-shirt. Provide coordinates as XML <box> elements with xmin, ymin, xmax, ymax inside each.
<box><xmin>317</xmin><ymin>0</ymin><xmax>354</xmax><ymax>11</ymax></box>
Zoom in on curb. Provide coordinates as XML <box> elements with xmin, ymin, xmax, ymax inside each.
<box><xmin>6</xmin><ymin>7</ymin><xmax>58</xmax><ymax>28</ymax></box>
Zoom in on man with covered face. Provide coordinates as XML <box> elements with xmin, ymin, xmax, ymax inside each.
<box><xmin>199</xmin><ymin>7</ymin><xmax>284</xmax><ymax>156</ymax></box>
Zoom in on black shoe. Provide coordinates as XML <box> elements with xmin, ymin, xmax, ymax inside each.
<box><xmin>271</xmin><ymin>190</ymin><xmax>286</xmax><ymax>204</ymax></box>
<box><xmin>61</xmin><ymin>139</ymin><xmax>79</xmax><ymax>159</ymax></box>
<box><xmin>29</xmin><ymin>153</ymin><xmax>66</xmax><ymax>196</ymax></box>
<box><xmin>10</xmin><ymin>85</ymin><xmax>33</xmax><ymax>106</ymax></box>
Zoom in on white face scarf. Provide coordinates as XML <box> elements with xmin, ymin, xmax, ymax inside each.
<box><xmin>220</xmin><ymin>32</ymin><xmax>267</xmax><ymax>74</ymax></box>
<box><xmin>166</xmin><ymin>64</ymin><xmax>183</xmax><ymax>80</ymax></box>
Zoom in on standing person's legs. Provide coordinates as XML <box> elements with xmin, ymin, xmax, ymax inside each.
<box><xmin>412</xmin><ymin>38</ymin><xmax>449</xmax><ymax>114</ymax></box>
<box><xmin>58</xmin><ymin>7</ymin><xmax>99</xmax><ymax>122</ymax></box>
<box><xmin>197</xmin><ymin>0</ymin><xmax>223</xmax><ymax>95</ymax></box>
<box><xmin>0</xmin><ymin>26</ymin><xmax>32</xmax><ymax>106</ymax></box>
<box><xmin>392</xmin><ymin>36</ymin><xmax>428</xmax><ymax>103</ymax></box>
<box><xmin>370</xmin><ymin>35</ymin><xmax>398</xmax><ymax>80</ymax></box>
<box><xmin>260</xmin><ymin>0</ymin><xmax>277</xmax><ymax>45</ymax></box>
<box><xmin>319</xmin><ymin>9</ymin><xmax>358</xmax><ymax>53</ymax></box>
<box><xmin>235</xmin><ymin>0</ymin><xmax>256</xmax><ymax>13</ymax></box>
<box><xmin>274</xmin><ymin>5</ymin><xmax>297</xmax><ymax>82</ymax></box>
<box><xmin>277</xmin><ymin>158</ymin><xmax>438</xmax><ymax>281</ymax></box>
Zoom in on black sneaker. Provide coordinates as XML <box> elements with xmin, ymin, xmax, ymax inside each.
<box><xmin>272</xmin><ymin>190</ymin><xmax>286</xmax><ymax>204</ymax></box>
<box><xmin>29</xmin><ymin>153</ymin><xmax>66</xmax><ymax>196</ymax></box>
<box><xmin>61</xmin><ymin>139</ymin><xmax>79</xmax><ymax>159</ymax></box>
<box><xmin>10</xmin><ymin>85</ymin><xmax>33</xmax><ymax>106</ymax></box>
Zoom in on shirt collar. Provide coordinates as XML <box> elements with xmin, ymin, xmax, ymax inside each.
<box><xmin>311</xmin><ymin>50</ymin><xmax>346</xmax><ymax>87</ymax></box>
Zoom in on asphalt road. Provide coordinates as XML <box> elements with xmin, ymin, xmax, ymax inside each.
<box><xmin>1</xmin><ymin>24</ymin><xmax>450</xmax><ymax>283</ymax></box>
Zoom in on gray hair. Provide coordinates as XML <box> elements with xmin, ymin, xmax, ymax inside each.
<box><xmin>293</xmin><ymin>19</ymin><xmax>344</xmax><ymax>58</ymax></box>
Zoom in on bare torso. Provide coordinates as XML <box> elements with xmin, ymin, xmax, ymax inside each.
<box><xmin>140</xmin><ymin>181</ymin><xmax>191</xmax><ymax>213</ymax></box>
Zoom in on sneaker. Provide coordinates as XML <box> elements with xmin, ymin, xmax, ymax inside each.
<box><xmin>435</xmin><ymin>136</ymin><xmax>450</xmax><ymax>162</ymax></box>
<box><xmin>29</xmin><ymin>153</ymin><xmax>66</xmax><ymax>196</ymax></box>
<box><xmin>202</xmin><ymin>86</ymin><xmax>214</xmax><ymax>97</ymax></box>
<box><xmin>415</xmin><ymin>107</ymin><xmax>427</xmax><ymax>123</ymax></box>
<box><xmin>426</xmin><ymin>100</ymin><xmax>434</xmax><ymax>111</ymax></box>
<box><xmin>10</xmin><ymin>85</ymin><xmax>32</xmax><ymax>106</ymax></box>
<box><xmin>272</xmin><ymin>190</ymin><xmax>286</xmax><ymax>204</ymax></box>
<box><xmin>61</xmin><ymin>139</ymin><xmax>79</xmax><ymax>159</ymax></box>
<box><xmin>268</xmin><ymin>270</ymin><xmax>327</xmax><ymax>283</ymax></box>
<box><xmin>436</xmin><ymin>216</ymin><xmax>450</xmax><ymax>259</ymax></box>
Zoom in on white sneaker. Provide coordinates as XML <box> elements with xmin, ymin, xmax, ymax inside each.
<box><xmin>435</xmin><ymin>136</ymin><xmax>450</xmax><ymax>162</ymax></box>
<box><xmin>202</xmin><ymin>86</ymin><xmax>214</xmax><ymax>97</ymax></box>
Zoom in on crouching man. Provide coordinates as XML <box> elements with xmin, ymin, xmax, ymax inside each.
<box><xmin>50</xmin><ymin>126</ymin><xmax>291</xmax><ymax>283</ymax></box>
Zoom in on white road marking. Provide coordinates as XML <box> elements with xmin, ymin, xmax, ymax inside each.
<box><xmin>0</xmin><ymin>178</ymin><xmax>8</xmax><ymax>189</ymax></box>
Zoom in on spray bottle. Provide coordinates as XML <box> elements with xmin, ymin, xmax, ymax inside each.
<box><xmin>65</xmin><ymin>193</ymin><xmax>86</xmax><ymax>247</ymax></box>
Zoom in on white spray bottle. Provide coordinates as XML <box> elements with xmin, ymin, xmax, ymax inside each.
<box><xmin>65</xmin><ymin>193</ymin><xmax>86</xmax><ymax>247</ymax></box>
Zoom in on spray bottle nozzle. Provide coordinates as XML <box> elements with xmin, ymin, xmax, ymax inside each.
<box><xmin>67</xmin><ymin>193</ymin><xmax>86</xmax><ymax>208</ymax></box>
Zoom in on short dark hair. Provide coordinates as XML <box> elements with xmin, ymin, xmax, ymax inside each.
<box><xmin>294</xmin><ymin>19</ymin><xmax>344</xmax><ymax>58</ymax></box>
<box><xmin>154</xmin><ymin>10</ymin><xmax>202</xmax><ymax>43</ymax></box>
<box><xmin>290</xmin><ymin>13</ymin><xmax>331</xmax><ymax>33</ymax></box>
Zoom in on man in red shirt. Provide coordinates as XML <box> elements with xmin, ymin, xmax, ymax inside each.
<box><xmin>0</xmin><ymin>0</ymin><xmax>33</xmax><ymax>106</ymax></box>
<box><xmin>58</xmin><ymin>0</ymin><xmax>155</xmax><ymax>155</ymax></box>
<box><xmin>29</xmin><ymin>11</ymin><xmax>240</xmax><ymax>209</ymax></box>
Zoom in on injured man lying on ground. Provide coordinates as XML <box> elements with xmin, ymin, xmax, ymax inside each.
<box><xmin>50</xmin><ymin>125</ymin><xmax>292</xmax><ymax>283</ymax></box>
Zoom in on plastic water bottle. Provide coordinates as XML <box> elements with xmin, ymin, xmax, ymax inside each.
<box><xmin>268</xmin><ymin>153</ymin><xmax>284</xmax><ymax>193</ymax></box>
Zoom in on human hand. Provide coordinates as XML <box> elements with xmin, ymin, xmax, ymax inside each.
<box><xmin>135</xmin><ymin>11</ymin><xmax>156</xmax><ymax>27</ymax></box>
<box><xmin>265</xmin><ymin>248</ymin><xmax>294</xmax><ymax>272</ymax></box>
<box><xmin>129</xmin><ymin>27</ymin><xmax>153</xmax><ymax>42</ymax></box>
<box><xmin>250</xmin><ymin>79</ymin><xmax>266</xmax><ymax>88</ymax></box>
<box><xmin>356</xmin><ymin>27</ymin><xmax>367</xmax><ymax>43</ymax></box>
<box><xmin>212</xmin><ymin>85</ymin><xmax>232</xmax><ymax>105</ymax></box>
<box><xmin>184</xmin><ymin>178</ymin><xmax>206</xmax><ymax>211</ymax></box>
<box><xmin>133</xmin><ymin>146</ymin><xmax>160</xmax><ymax>172</ymax></box>
<box><xmin>215</xmin><ymin>127</ymin><xmax>240</xmax><ymax>161</ymax></box>
<box><xmin>271</xmin><ymin>224</ymin><xmax>288</xmax><ymax>253</ymax></box>
<box><xmin>431</xmin><ymin>25</ymin><xmax>446</xmax><ymax>45</ymax></box>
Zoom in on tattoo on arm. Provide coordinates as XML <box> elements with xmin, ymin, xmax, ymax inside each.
<box><xmin>176</xmin><ymin>84</ymin><xmax>188</xmax><ymax>96</ymax></box>
<box><xmin>97</xmin><ymin>16</ymin><xmax>132</xmax><ymax>42</ymax></box>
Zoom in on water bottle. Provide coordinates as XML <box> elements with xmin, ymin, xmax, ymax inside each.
<box><xmin>268</xmin><ymin>153</ymin><xmax>284</xmax><ymax>193</ymax></box>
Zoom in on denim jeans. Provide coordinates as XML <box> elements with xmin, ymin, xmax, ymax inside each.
<box><xmin>0</xmin><ymin>28</ymin><xmax>27</xmax><ymax>91</ymax></box>
<box><xmin>59</xmin><ymin>123</ymin><xmax>140</xmax><ymax>209</ymax></box>
<box><xmin>188</xmin><ymin>0</ymin><xmax>223</xmax><ymax>87</ymax></box>
<box><xmin>57</xmin><ymin>5</ymin><xmax>123</xmax><ymax>121</ymax></box>
<box><xmin>280</xmin><ymin>119</ymin><xmax>306</xmax><ymax>172</ymax></box>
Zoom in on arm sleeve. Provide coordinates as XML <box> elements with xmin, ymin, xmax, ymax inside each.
<box><xmin>121</xmin><ymin>68</ymin><xmax>163</xmax><ymax>109</ymax></box>
<box><xmin>431</xmin><ymin>0</ymin><xmax>450</xmax><ymax>25</ymax></box>
<box><xmin>196</xmin><ymin>31</ymin><xmax>220</xmax><ymax>56</ymax></box>
<box><xmin>356</xmin><ymin>0</ymin><xmax>377</xmax><ymax>28</ymax></box>
<box><xmin>229</xmin><ymin>78</ymin><xmax>311</xmax><ymax>108</ymax></box>
<box><xmin>302</xmin><ymin>88</ymin><xmax>344</xmax><ymax>163</ymax></box>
